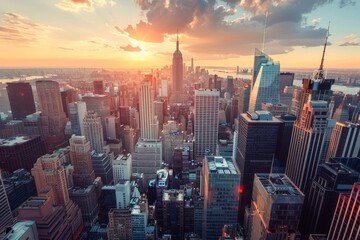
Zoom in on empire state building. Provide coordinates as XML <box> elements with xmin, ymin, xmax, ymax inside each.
<box><xmin>172</xmin><ymin>33</ymin><xmax>183</xmax><ymax>103</ymax></box>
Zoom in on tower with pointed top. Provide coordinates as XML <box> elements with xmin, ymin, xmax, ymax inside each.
<box><xmin>171</xmin><ymin>31</ymin><xmax>183</xmax><ymax>103</ymax></box>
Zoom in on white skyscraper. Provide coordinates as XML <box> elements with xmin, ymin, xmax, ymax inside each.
<box><xmin>139</xmin><ymin>82</ymin><xmax>159</xmax><ymax>140</ymax></box>
<box><xmin>194</xmin><ymin>89</ymin><xmax>220</xmax><ymax>158</ymax></box>
<box><xmin>83</xmin><ymin>111</ymin><xmax>105</xmax><ymax>153</ymax></box>
<box><xmin>248</xmin><ymin>50</ymin><xmax>280</xmax><ymax>112</ymax></box>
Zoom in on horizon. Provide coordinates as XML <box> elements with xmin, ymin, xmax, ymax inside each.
<box><xmin>1</xmin><ymin>0</ymin><xmax>360</xmax><ymax>69</ymax></box>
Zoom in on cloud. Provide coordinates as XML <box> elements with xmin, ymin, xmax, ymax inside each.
<box><xmin>88</xmin><ymin>37</ymin><xmax>114</xmax><ymax>48</ymax></box>
<box><xmin>0</xmin><ymin>12</ymin><xmax>58</xmax><ymax>44</ymax></box>
<box><xmin>124</xmin><ymin>0</ymin><xmax>350</xmax><ymax>57</ymax></box>
<box><xmin>4</xmin><ymin>12</ymin><xmax>26</xmax><ymax>19</ymax></box>
<box><xmin>339</xmin><ymin>0</ymin><xmax>356</xmax><ymax>7</ymax></box>
<box><xmin>337</xmin><ymin>34</ymin><xmax>360</xmax><ymax>46</ymax></box>
<box><xmin>114</xmin><ymin>26</ymin><xmax>125</xmax><ymax>34</ymax></box>
<box><xmin>58</xmin><ymin>47</ymin><xmax>74</xmax><ymax>50</ymax></box>
<box><xmin>120</xmin><ymin>44</ymin><xmax>142</xmax><ymax>52</ymax></box>
<box><xmin>55</xmin><ymin>0</ymin><xmax>115</xmax><ymax>13</ymax></box>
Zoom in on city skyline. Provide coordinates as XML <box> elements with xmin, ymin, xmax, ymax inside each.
<box><xmin>1</xmin><ymin>0</ymin><xmax>360</xmax><ymax>69</ymax></box>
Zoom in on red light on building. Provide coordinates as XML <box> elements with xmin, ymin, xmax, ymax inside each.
<box><xmin>238</xmin><ymin>185</ymin><xmax>244</xmax><ymax>194</ymax></box>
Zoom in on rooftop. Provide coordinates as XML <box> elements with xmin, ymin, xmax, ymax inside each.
<box><xmin>0</xmin><ymin>135</ymin><xmax>38</xmax><ymax>147</ymax></box>
<box><xmin>163</xmin><ymin>189</ymin><xmax>184</xmax><ymax>202</ymax></box>
<box><xmin>242</xmin><ymin>111</ymin><xmax>282</xmax><ymax>123</ymax></box>
<box><xmin>256</xmin><ymin>174</ymin><xmax>304</xmax><ymax>197</ymax></box>
<box><xmin>2</xmin><ymin>221</ymin><xmax>36</xmax><ymax>240</ymax></box>
<box><xmin>206</xmin><ymin>156</ymin><xmax>239</xmax><ymax>175</ymax></box>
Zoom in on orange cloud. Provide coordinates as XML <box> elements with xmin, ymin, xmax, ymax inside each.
<box><xmin>120</xmin><ymin>44</ymin><xmax>142</xmax><ymax>52</ymax></box>
<box><xmin>124</xmin><ymin>20</ymin><xmax>164</xmax><ymax>43</ymax></box>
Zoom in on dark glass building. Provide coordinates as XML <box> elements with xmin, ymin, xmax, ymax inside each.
<box><xmin>0</xmin><ymin>135</ymin><xmax>46</xmax><ymax>174</ymax></box>
<box><xmin>6</xmin><ymin>82</ymin><xmax>36</xmax><ymax>120</ymax></box>
<box><xmin>236</xmin><ymin>111</ymin><xmax>281</xmax><ymax>221</ymax></box>
<box><xmin>300</xmin><ymin>162</ymin><xmax>359</xmax><ymax>236</ymax></box>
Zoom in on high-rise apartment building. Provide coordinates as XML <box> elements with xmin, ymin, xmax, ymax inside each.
<box><xmin>68</xmin><ymin>101</ymin><xmax>87</xmax><ymax>136</ymax></box>
<box><xmin>326</xmin><ymin>122</ymin><xmax>360</xmax><ymax>160</ymax></box>
<box><xmin>119</xmin><ymin>106</ymin><xmax>131</xmax><ymax>126</ymax></box>
<box><xmin>172</xmin><ymin>33</ymin><xmax>183</xmax><ymax>103</ymax></box>
<box><xmin>202</xmin><ymin>156</ymin><xmax>240</xmax><ymax>240</ymax></box>
<box><xmin>139</xmin><ymin>82</ymin><xmax>159</xmax><ymax>140</ymax></box>
<box><xmin>194</xmin><ymin>89</ymin><xmax>219</xmax><ymax>158</ymax></box>
<box><xmin>328</xmin><ymin>182</ymin><xmax>360</xmax><ymax>240</ymax></box>
<box><xmin>286</xmin><ymin>100</ymin><xmax>334</xmax><ymax>193</ymax></box>
<box><xmin>83</xmin><ymin>111</ymin><xmax>105</xmax><ymax>153</ymax></box>
<box><xmin>36</xmin><ymin>80</ymin><xmax>67</xmax><ymax>151</ymax></box>
<box><xmin>300</xmin><ymin>162</ymin><xmax>359</xmax><ymax>235</ymax></box>
<box><xmin>0</xmin><ymin>175</ymin><xmax>13</xmax><ymax>234</ymax></box>
<box><xmin>0</xmin><ymin>135</ymin><xmax>46</xmax><ymax>173</ymax></box>
<box><xmin>248</xmin><ymin>49</ymin><xmax>280</xmax><ymax>112</ymax></box>
<box><xmin>69</xmin><ymin>135</ymin><xmax>95</xmax><ymax>188</ymax></box>
<box><xmin>6</xmin><ymin>82</ymin><xmax>36</xmax><ymax>120</ymax></box>
<box><xmin>245</xmin><ymin>174</ymin><xmax>304</xmax><ymax>239</ymax></box>
<box><xmin>236</xmin><ymin>111</ymin><xmax>281</xmax><ymax>218</ymax></box>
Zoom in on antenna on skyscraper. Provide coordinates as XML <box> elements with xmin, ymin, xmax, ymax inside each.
<box><xmin>262</xmin><ymin>12</ymin><xmax>268</xmax><ymax>53</ymax></box>
<box><xmin>313</xmin><ymin>22</ymin><xmax>330</xmax><ymax>80</ymax></box>
<box><xmin>176</xmin><ymin>28</ymin><xmax>179</xmax><ymax>51</ymax></box>
<box><xmin>319</xmin><ymin>22</ymin><xmax>330</xmax><ymax>71</ymax></box>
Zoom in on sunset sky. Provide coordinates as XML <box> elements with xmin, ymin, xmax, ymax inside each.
<box><xmin>1</xmin><ymin>0</ymin><xmax>359</xmax><ymax>69</ymax></box>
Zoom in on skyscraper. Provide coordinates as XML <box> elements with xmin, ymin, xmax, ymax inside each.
<box><xmin>300</xmin><ymin>162</ymin><xmax>359</xmax><ymax>235</ymax></box>
<box><xmin>248</xmin><ymin>49</ymin><xmax>280</xmax><ymax>112</ymax></box>
<box><xmin>82</xmin><ymin>93</ymin><xmax>111</xmax><ymax>137</ymax></box>
<box><xmin>0</xmin><ymin>174</ymin><xmax>13</xmax><ymax>234</ymax></box>
<box><xmin>238</xmin><ymin>85</ymin><xmax>250</xmax><ymax>114</ymax></box>
<box><xmin>93</xmin><ymin>80</ymin><xmax>104</xmax><ymax>94</ymax></box>
<box><xmin>286</xmin><ymin>100</ymin><xmax>334</xmax><ymax>193</ymax></box>
<box><xmin>326</xmin><ymin>122</ymin><xmax>360</xmax><ymax>160</ymax></box>
<box><xmin>245</xmin><ymin>174</ymin><xmax>304</xmax><ymax>239</ymax></box>
<box><xmin>132</xmin><ymin>139</ymin><xmax>162</xmax><ymax>185</ymax></box>
<box><xmin>202</xmin><ymin>156</ymin><xmax>240</xmax><ymax>240</ymax></box>
<box><xmin>31</xmin><ymin>153</ymin><xmax>83</xmax><ymax>236</ymax></box>
<box><xmin>236</xmin><ymin>111</ymin><xmax>281</xmax><ymax>219</ymax></box>
<box><xmin>139</xmin><ymin>82</ymin><xmax>159</xmax><ymax>140</ymax></box>
<box><xmin>0</xmin><ymin>135</ymin><xmax>46</xmax><ymax>173</ymax></box>
<box><xmin>279</xmin><ymin>72</ymin><xmax>295</xmax><ymax>93</ymax></box>
<box><xmin>36</xmin><ymin>80</ymin><xmax>67</xmax><ymax>151</ymax></box>
<box><xmin>69</xmin><ymin>135</ymin><xmax>95</xmax><ymax>188</ymax></box>
<box><xmin>68</xmin><ymin>101</ymin><xmax>87</xmax><ymax>136</ymax></box>
<box><xmin>194</xmin><ymin>89</ymin><xmax>219</xmax><ymax>158</ymax></box>
<box><xmin>172</xmin><ymin>32</ymin><xmax>183</xmax><ymax>103</ymax></box>
<box><xmin>328</xmin><ymin>182</ymin><xmax>360</xmax><ymax>240</ymax></box>
<box><xmin>83</xmin><ymin>111</ymin><xmax>105</xmax><ymax>153</ymax></box>
<box><xmin>6</xmin><ymin>82</ymin><xmax>36</xmax><ymax>120</ymax></box>
<box><xmin>32</xmin><ymin>153</ymin><xmax>70</xmax><ymax>205</ymax></box>
<box><xmin>333</xmin><ymin>95</ymin><xmax>350</xmax><ymax>122</ymax></box>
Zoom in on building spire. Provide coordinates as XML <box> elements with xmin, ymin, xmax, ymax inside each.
<box><xmin>176</xmin><ymin>29</ymin><xmax>179</xmax><ymax>51</ymax></box>
<box><xmin>262</xmin><ymin>12</ymin><xmax>268</xmax><ymax>54</ymax></box>
<box><xmin>319</xmin><ymin>22</ymin><xmax>330</xmax><ymax>71</ymax></box>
